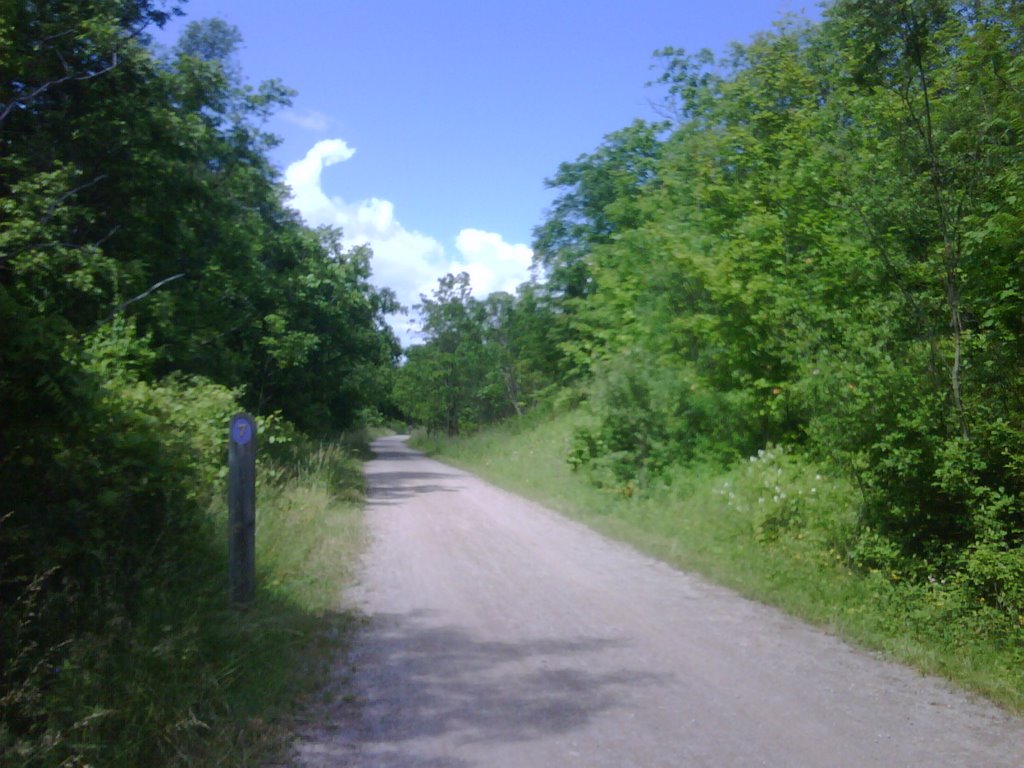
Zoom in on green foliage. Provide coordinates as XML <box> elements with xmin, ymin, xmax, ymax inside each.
<box><xmin>396</xmin><ymin>272</ymin><xmax>549</xmax><ymax>435</ymax></box>
<box><xmin>250</xmin><ymin>234</ymin><xmax>400</xmax><ymax>434</ymax></box>
<box><xmin>1</xmin><ymin>426</ymin><xmax>367</xmax><ymax>767</ymax></box>
<box><xmin>256</xmin><ymin>440</ymin><xmax>367</xmax><ymax>610</ymax></box>
<box><xmin>1</xmin><ymin>2</ymin><xmax>392</xmax><ymax>764</ymax></box>
<box><xmin>1</xmin><ymin>318</ymin><xmax>368</xmax><ymax>765</ymax></box>
<box><xmin>2</xmin><ymin>3</ymin><xmax>397</xmax><ymax>435</ymax></box>
<box><xmin>718</xmin><ymin>445</ymin><xmax>850</xmax><ymax>546</ymax></box>
<box><xmin>533</xmin><ymin>119</ymin><xmax>664</xmax><ymax>303</ymax></box>
<box><xmin>515</xmin><ymin>0</ymin><xmax>1024</xmax><ymax>639</ymax></box>
<box><xmin>0</xmin><ymin>350</ymin><xmax>234</xmax><ymax>764</ymax></box>
<box><xmin>569</xmin><ymin>349</ymin><xmax>757</xmax><ymax>490</ymax></box>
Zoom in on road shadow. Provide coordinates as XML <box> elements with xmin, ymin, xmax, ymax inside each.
<box><xmin>369</xmin><ymin>445</ymin><xmax>420</xmax><ymax>462</ymax></box>
<box><xmin>364</xmin><ymin>437</ymin><xmax>467</xmax><ymax>506</ymax></box>
<box><xmin>364</xmin><ymin>470</ymin><xmax>463</xmax><ymax>505</ymax></box>
<box><xmin>290</xmin><ymin>610</ymin><xmax>663</xmax><ymax>766</ymax></box>
<box><xmin>367</xmin><ymin>436</ymin><xmax>428</xmax><ymax>464</ymax></box>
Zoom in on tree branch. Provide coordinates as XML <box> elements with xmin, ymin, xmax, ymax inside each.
<box><xmin>103</xmin><ymin>273</ymin><xmax>186</xmax><ymax>323</ymax></box>
<box><xmin>0</xmin><ymin>54</ymin><xmax>119</xmax><ymax>125</ymax></box>
<box><xmin>39</xmin><ymin>174</ymin><xmax>110</xmax><ymax>226</ymax></box>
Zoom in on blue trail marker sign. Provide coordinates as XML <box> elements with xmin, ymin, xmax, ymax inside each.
<box><xmin>228</xmin><ymin>413</ymin><xmax>256</xmax><ymax>605</ymax></box>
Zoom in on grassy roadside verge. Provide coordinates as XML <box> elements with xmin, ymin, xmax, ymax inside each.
<box><xmin>212</xmin><ymin>435</ymin><xmax>370</xmax><ymax>765</ymax></box>
<box><xmin>2</xmin><ymin>433</ymin><xmax>368</xmax><ymax>768</ymax></box>
<box><xmin>135</xmin><ymin>433</ymin><xmax>370</xmax><ymax>766</ymax></box>
<box><xmin>413</xmin><ymin>410</ymin><xmax>1024</xmax><ymax>714</ymax></box>
<box><xmin>156</xmin><ymin>437</ymin><xmax>369</xmax><ymax>766</ymax></box>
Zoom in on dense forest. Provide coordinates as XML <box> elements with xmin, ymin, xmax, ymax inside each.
<box><xmin>4</xmin><ymin>0</ymin><xmax>1024</xmax><ymax>763</ymax></box>
<box><xmin>397</xmin><ymin>0</ymin><xmax>1024</xmax><ymax>659</ymax></box>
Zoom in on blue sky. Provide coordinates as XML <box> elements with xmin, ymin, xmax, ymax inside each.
<box><xmin>157</xmin><ymin>0</ymin><xmax>821</xmax><ymax>338</ymax></box>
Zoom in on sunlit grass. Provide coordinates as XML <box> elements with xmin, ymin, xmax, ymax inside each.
<box><xmin>204</xmin><ymin>440</ymin><xmax>367</xmax><ymax>763</ymax></box>
<box><xmin>258</xmin><ymin>443</ymin><xmax>366</xmax><ymax>612</ymax></box>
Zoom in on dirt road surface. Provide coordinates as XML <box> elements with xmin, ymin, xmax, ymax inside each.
<box><xmin>288</xmin><ymin>435</ymin><xmax>1024</xmax><ymax>766</ymax></box>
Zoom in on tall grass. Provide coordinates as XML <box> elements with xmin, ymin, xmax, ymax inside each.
<box><xmin>414</xmin><ymin>409</ymin><xmax>1024</xmax><ymax>713</ymax></box>
<box><xmin>1</xmin><ymin>437</ymin><xmax>366</xmax><ymax>767</ymax></box>
<box><xmin>258</xmin><ymin>442</ymin><xmax>367</xmax><ymax>613</ymax></box>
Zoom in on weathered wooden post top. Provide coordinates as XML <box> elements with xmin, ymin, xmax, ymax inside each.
<box><xmin>228</xmin><ymin>413</ymin><xmax>256</xmax><ymax>606</ymax></box>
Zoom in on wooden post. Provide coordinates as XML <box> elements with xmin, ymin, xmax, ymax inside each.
<box><xmin>228</xmin><ymin>413</ymin><xmax>256</xmax><ymax>605</ymax></box>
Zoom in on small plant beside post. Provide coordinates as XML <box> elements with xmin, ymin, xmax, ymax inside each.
<box><xmin>228</xmin><ymin>413</ymin><xmax>256</xmax><ymax>605</ymax></box>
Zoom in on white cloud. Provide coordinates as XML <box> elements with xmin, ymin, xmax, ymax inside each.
<box><xmin>284</xmin><ymin>138</ymin><xmax>355</xmax><ymax>223</ymax></box>
<box><xmin>284</xmin><ymin>139</ymin><xmax>533</xmax><ymax>344</ymax></box>
<box><xmin>453</xmin><ymin>228</ymin><xmax>533</xmax><ymax>296</ymax></box>
<box><xmin>280</xmin><ymin>109</ymin><xmax>331</xmax><ymax>131</ymax></box>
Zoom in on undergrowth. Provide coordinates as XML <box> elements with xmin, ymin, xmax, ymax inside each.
<box><xmin>2</xmin><ymin>402</ymin><xmax>366</xmax><ymax>767</ymax></box>
<box><xmin>413</xmin><ymin>407</ymin><xmax>1024</xmax><ymax>713</ymax></box>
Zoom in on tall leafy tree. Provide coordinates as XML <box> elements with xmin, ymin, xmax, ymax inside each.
<box><xmin>396</xmin><ymin>273</ymin><xmax>488</xmax><ymax>435</ymax></box>
<box><xmin>816</xmin><ymin>0</ymin><xmax>1024</xmax><ymax>554</ymax></box>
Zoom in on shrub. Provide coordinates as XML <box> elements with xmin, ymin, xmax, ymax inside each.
<box><xmin>712</xmin><ymin>444</ymin><xmax>860</xmax><ymax>551</ymax></box>
<box><xmin>0</xmin><ymin>321</ymin><xmax>243</xmax><ymax>765</ymax></box>
<box><xmin>569</xmin><ymin>350</ymin><xmax>759</xmax><ymax>490</ymax></box>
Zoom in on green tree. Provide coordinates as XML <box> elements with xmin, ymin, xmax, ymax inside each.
<box><xmin>397</xmin><ymin>273</ymin><xmax>484</xmax><ymax>435</ymax></box>
<box><xmin>396</xmin><ymin>273</ymin><xmax>546</xmax><ymax>434</ymax></box>
<box><xmin>815</xmin><ymin>0</ymin><xmax>1024</xmax><ymax>557</ymax></box>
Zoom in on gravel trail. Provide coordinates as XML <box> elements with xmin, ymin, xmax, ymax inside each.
<box><xmin>288</xmin><ymin>435</ymin><xmax>1024</xmax><ymax>767</ymax></box>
